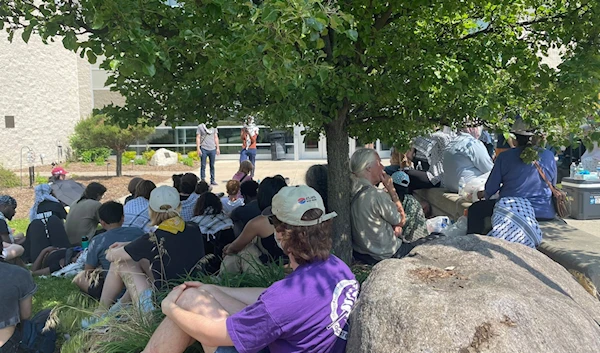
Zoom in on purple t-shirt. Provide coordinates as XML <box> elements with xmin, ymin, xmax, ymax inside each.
<box><xmin>226</xmin><ymin>255</ymin><xmax>359</xmax><ymax>353</ymax></box>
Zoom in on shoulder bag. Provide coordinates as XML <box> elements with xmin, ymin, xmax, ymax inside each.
<box><xmin>534</xmin><ymin>162</ymin><xmax>570</xmax><ymax>219</ymax></box>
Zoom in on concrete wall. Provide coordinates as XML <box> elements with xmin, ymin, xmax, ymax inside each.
<box><xmin>0</xmin><ymin>32</ymin><xmax>93</xmax><ymax>170</ymax></box>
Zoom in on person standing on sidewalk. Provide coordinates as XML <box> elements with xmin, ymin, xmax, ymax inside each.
<box><xmin>240</xmin><ymin>117</ymin><xmax>258</xmax><ymax>174</ymax></box>
<box><xmin>197</xmin><ymin>123</ymin><xmax>220</xmax><ymax>186</ymax></box>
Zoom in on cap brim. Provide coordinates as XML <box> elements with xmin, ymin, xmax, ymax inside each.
<box><xmin>261</xmin><ymin>206</ymin><xmax>274</xmax><ymax>218</ymax></box>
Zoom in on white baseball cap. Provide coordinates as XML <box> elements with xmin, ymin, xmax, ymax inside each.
<box><xmin>149</xmin><ymin>185</ymin><xmax>181</xmax><ymax>213</ymax></box>
<box><xmin>262</xmin><ymin>185</ymin><xmax>337</xmax><ymax>226</ymax></box>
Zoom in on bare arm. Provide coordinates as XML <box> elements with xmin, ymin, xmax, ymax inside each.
<box><xmin>2</xmin><ymin>242</ymin><xmax>24</xmax><ymax>261</ymax></box>
<box><xmin>203</xmin><ymin>284</ymin><xmax>265</xmax><ymax>306</ymax></box>
<box><xmin>196</xmin><ymin>132</ymin><xmax>202</xmax><ymax>155</ymax></box>
<box><xmin>224</xmin><ymin>216</ymin><xmax>272</xmax><ymax>254</ymax></box>
<box><xmin>215</xmin><ymin>132</ymin><xmax>220</xmax><ymax>155</ymax></box>
<box><xmin>19</xmin><ymin>296</ymin><xmax>33</xmax><ymax>321</ymax></box>
<box><xmin>106</xmin><ymin>246</ymin><xmax>132</xmax><ymax>263</ymax></box>
<box><xmin>168</xmin><ymin>304</ymin><xmax>233</xmax><ymax>347</ymax></box>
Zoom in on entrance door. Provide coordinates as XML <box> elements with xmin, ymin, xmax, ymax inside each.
<box><xmin>300</xmin><ymin>133</ymin><xmax>326</xmax><ymax>159</ymax></box>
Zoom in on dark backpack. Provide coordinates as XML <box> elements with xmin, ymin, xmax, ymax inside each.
<box><xmin>19</xmin><ymin>309</ymin><xmax>57</xmax><ymax>353</ymax></box>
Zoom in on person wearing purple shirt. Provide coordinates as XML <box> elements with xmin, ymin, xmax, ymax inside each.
<box><xmin>467</xmin><ymin>124</ymin><xmax>557</xmax><ymax>234</ymax></box>
<box><xmin>142</xmin><ymin>185</ymin><xmax>359</xmax><ymax>353</ymax></box>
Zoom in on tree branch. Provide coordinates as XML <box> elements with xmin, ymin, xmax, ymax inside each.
<box><xmin>374</xmin><ymin>6</ymin><xmax>393</xmax><ymax>30</ymax></box>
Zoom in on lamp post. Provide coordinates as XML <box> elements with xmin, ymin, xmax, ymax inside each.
<box><xmin>106</xmin><ymin>162</ymin><xmax>111</xmax><ymax>176</ymax></box>
<box><xmin>20</xmin><ymin>146</ymin><xmax>34</xmax><ymax>189</ymax></box>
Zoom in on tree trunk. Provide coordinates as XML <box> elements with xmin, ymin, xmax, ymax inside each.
<box><xmin>116</xmin><ymin>150</ymin><xmax>123</xmax><ymax>177</ymax></box>
<box><xmin>325</xmin><ymin>102</ymin><xmax>352</xmax><ymax>264</ymax></box>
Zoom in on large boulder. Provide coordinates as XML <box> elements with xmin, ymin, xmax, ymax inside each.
<box><xmin>148</xmin><ymin>148</ymin><xmax>178</xmax><ymax>167</ymax></box>
<box><xmin>348</xmin><ymin>235</ymin><xmax>600</xmax><ymax>353</ymax></box>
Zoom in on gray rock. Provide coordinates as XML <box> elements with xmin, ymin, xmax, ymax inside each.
<box><xmin>348</xmin><ymin>235</ymin><xmax>600</xmax><ymax>353</ymax></box>
<box><xmin>148</xmin><ymin>148</ymin><xmax>178</xmax><ymax>167</ymax></box>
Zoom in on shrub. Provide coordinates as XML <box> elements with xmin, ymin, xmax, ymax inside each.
<box><xmin>134</xmin><ymin>158</ymin><xmax>147</xmax><ymax>165</ymax></box>
<box><xmin>142</xmin><ymin>150</ymin><xmax>155</xmax><ymax>161</ymax></box>
<box><xmin>177</xmin><ymin>153</ymin><xmax>183</xmax><ymax>162</ymax></box>
<box><xmin>79</xmin><ymin>148</ymin><xmax>111</xmax><ymax>163</ymax></box>
<box><xmin>0</xmin><ymin>165</ymin><xmax>20</xmax><ymax>188</ymax></box>
<box><xmin>122</xmin><ymin>151</ymin><xmax>137</xmax><ymax>164</ymax></box>
<box><xmin>35</xmin><ymin>173</ymin><xmax>48</xmax><ymax>185</ymax></box>
<box><xmin>94</xmin><ymin>157</ymin><xmax>105</xmax><ymax>166</ymax></box>
<box><xmin>181</xmin><ymin>157</ymin><xmax>194</xmax><ymax>167</ymax></box>
<box><xmin>187</xmin><ymin>151</ymin><xmax>200</xmax><ymax>161</ymax></box>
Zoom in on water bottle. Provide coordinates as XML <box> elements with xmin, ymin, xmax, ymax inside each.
<box><xmin>81</xmin><ymin>235</ymin><xmax>89</xmax><ymax>249</ymax></box>
<box><xmin>416</xmin><ymin>161</ymin><xmax>423</xmax><ymax>171</ymax></box>
<box><xmin>577</xmin><ymin>162</ymin><xmax>584</xmax><ymax>174</ymax></box>
<box><xmin>570</xmin><ymin>162</ymin><xmax>577</xmax><ymax>178</ymax></box>
<box><xmin>458</xmin><ymin>177</ymin><xmax>466</xmax><ymax>197</ymax></box>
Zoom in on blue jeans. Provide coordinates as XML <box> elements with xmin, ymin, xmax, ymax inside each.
<box><xmin>200</xmin><ymin>148</ymin><xmax>217</xmax><ymax>183</ymax></box>
<box><xmin>240</xmin><ymin>148</ymin><xmax>257</xmax><ymax>171</ymax></box>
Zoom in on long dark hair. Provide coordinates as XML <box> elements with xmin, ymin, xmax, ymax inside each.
<box><xmin>193</xmin><ymin>192</ymin><xmax>222</xmax><ymax>216</ymax></box>
<box><xmin>257</xmin><ymin>176</ymin><xmax>287</xmax><ymax>211</ymax></box>
<box><xmin>78</xmin><ymin>182</ymin><xmax>107</xmax><ymax>203</ymax></box>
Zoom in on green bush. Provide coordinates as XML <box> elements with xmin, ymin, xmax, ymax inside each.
<box><xmin>35</xmin><ymin>173</ymin><xmax>48</xmax><ymax>185</ymax></box>
<box><xmin>142</xmin><ymin>149</ymin><xmax>155</xmax><ymax>161</ymax></box>
<box><xmin>177</xmin><ymin>152</ymin><xmax>183</xmax><ymax>162</ymax></box>
<box><xmin>0</xmin><ymin>165</ymin><xmax>20</xmax><ymax>188</ymax></box>
<box><xmin>79</xmin><ymin>148</ymin><xmax>111</xmax><ymax>163</ymax></box>
<box><xmin>187</xmin><ymin>151</ymin><xmax>200</xmax><ymax>161</ymax></box>
<box><xmin>122</xmin><ymin>151</ymin><xmax>137</xmax><ymax>164</ymax></box>
<box><xmin>134</xmin><ymin>158</ymin><xmax>147</xmax><ymax>165</ymax></box>
<box><xmin>94</xmin><ymin>157</ymin><xmax>105</xmax><ymax>166</ymax></box>
<box><xmin>181</xmin><ymin>157</ymin><xmax>194</xmax><ymax>167</ymax></box>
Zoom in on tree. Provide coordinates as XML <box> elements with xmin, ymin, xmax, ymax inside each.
<box><xmin>3</xmin><ymin>0</ymin><xmax>600</xmax><ymax>262</ymax></box>
<box><xmin>70</xmin><ymin>115</ymin><xmax>154</xmax><ymax>176</ymax></box>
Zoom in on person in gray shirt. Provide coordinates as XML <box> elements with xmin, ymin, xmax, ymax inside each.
<box><xmin>0</xmin><ymin>261</ymin><xmax>36</xmax><ymax>352</ymax></box>
<box><xmin>196</xmin><ymin>123</ymin><xmax>220</xmax><ymax>185</ymax></box>
<box><xmin>73</xmin><ymin>201</ymin><xmax>144</xmax><ymax>299</ymax></box>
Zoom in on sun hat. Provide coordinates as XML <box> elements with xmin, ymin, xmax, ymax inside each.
<box><xmin>391</xmin><ymin>171</ymin><xmax>410</xmax><ymax>188</ymax></box>
<box><xmin>51</xmin><ymin>166</ymin><xmax>68</xmax><ymax>176</ymax></box>
<box><xmin>262</xmin><ymin>185</ymin><xmax>337</xmax><ymax>226</ymax></box>
<box><xmin>149</xmin><ymin>185</ymin><xmax>181</xmax><ymax>213</ymax></box>
<box><xmin>511</xmin><ymin>117</ymin><xmax>536</xmax><ymax>136</ymax></box>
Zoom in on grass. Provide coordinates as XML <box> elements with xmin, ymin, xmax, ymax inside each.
<box><xmin>33</xmin><ymin>276</ymin><xmax>79</xmax><ymax>313</ymax></box>
<box><xmin>8</xmin><ymin>218</ymin><xmax>29</xmax><ymax>234</ymax></box>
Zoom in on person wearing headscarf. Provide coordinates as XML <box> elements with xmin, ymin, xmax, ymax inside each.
<box><xmin>29</xmin><ymin>184</ymin><xmax>67</xmax><ymax>222</ymax></box>
<box><xmin>487</xmin><ymin>197</ymin><xmax>543</xmax><ymax>248</ymax></box>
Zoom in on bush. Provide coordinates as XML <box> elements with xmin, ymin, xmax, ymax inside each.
<box><xmin>177</xmin><ymin>153</ymin><xmax>183</xmax><ymax>162</ymax></box>
<box><xmin>187</xmin><ymin>151</ymin><xmax>200</xmax><ymax>161</ymax></box>
<box><xmin>0</xmin><ymin>166</ymin><xmax>20</xmax><ymax>188</ymax></box>
<box><xmin>122</xmin><ymin>151</ymin><xmax>137</xmax><ymax>164</ymax></box>
<box><xmin>94</xmin><ymin>157</ymin><xmax>105</xmax><ymax>166</ymax></box>
<box><xmin>142</xmin><ymin>150</ymin><xmax>155</xmax><ymax>161</ymax></box>
<box><xmin>35</xmin><ymin>173</ymin><xmax>48</xmax><ymax>185</ymax></box>
<box><xmin>79</xmin><ymin>148</ymin><xmax>111</xmax><ymax>163</ymax></box>
<box><xmin>181</xmin><ymin>157</ymin><xmax>194</xmax><ymax>167</ymax></box>
<box><xmin>134</xmin><ymin>158</ymin><xmax>147</xmax><ymax>165</ymax></box>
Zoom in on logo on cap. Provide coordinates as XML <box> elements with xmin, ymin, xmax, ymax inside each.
<box><xmin>298</xmin><ymin>197</ymin><xmax>306</xmax><ymax>204</ymax></box>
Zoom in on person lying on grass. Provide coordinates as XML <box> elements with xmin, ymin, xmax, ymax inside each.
<box><xmin>30</xmin><ymin>245</ymin><xmax>82</xmax><ymax>276</ymax></box>
<box><xmin>94</xmin><ymin>186</ymin><xmax>205</xmax><ymax>315</ymax></box>
<box><xmin>142</xmin><ymin>185</ymin><xmax>359</xmax><ymax>353</ymax></box>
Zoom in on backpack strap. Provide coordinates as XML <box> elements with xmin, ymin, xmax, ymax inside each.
<box><xmin>351</xmin><ymin>185</ymin><xmax>371</xmax><ymax>206</ymax></box>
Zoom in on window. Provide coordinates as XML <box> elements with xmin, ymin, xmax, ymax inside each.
<box><xmin>5</xmin><ymin>116</ymin><xmax>14</xmax><ymax>128</ymax></box>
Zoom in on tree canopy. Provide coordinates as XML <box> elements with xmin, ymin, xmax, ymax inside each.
<box><xmin>3</xmin><ymin>0</ymin><xmax>600</xmax><ymax>261</ymax></box>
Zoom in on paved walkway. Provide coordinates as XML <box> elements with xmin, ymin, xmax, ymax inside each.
<box><xmin>101</xmin><ymin>159</ymin><xmax>599</xmax><ymax>236</ymax></box>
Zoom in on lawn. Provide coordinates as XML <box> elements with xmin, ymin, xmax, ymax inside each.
<box><xmin>8</xmin><ymin>218</ymin><xmax>29</xmax><ymax>234</ymax></box>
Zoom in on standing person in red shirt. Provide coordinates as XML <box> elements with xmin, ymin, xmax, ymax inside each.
<box><xmin>240</xmin><ymin>117</ymin><xmax>258</xmax><ymax>175</ymax></box>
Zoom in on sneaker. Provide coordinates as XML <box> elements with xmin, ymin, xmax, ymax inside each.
<box><xmin>210</xmin><ymin>181</ymin><xmax>218</xmax><ymax>186</ymax></box>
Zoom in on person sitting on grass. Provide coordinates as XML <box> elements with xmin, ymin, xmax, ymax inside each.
<box><xmin>142</xmin><ymin>185</ymin><xmax>359</xmax><ymax>353</ymax></box>
<box><xmin>220</xmin><ymin>180</ymin><xmax>244</xmax><ymax>217</ymax></box>
<box><xmin>0</xmin><ymin>255</ymin><xmax>37</xmax><ymax>353</ymax></box>
<box><xmin>65</xmin><ymin>182</ymin><xmax>107</xmax><ymax>245</ymax></box>
<box><xmin>230</xmin><ymin>180</ymin><xmax>260</xmax><ymax>237</ymax></box>
<box><xmin>73</xmin><ymin>201</ymin><xmax>145</xmax><ymax>300</ymax></box>
<box><xmin>180</xmin><ymin>173</ymin><xmax>201</xmax><ymax>222</ymax></box>
<box><xmin>220</xmin><ymin>176</ymin><xmax>287</xmax><ymax>274</ymax></box>
<box><xmin>123</xmin><ymin>180</ymin><xmax>156</xmax><ymax>232</ymax></box>
<box><xmin>0</xmin><ymin>195</ymin><xmax>24</xmax><ymax>245</ymax></box>
<box><xmin>29</xmin><ymin>184</ymin><xmax>67</xmax><ymax>222</ymax></box>
<box><xmin>95</xmin><ymin>186</ymin><xmax>205</xmax><ymax>315</ymax></box>
<box><xmin>124</xmin><ymin>177</ymin><xmax>144</xmax><ymax>205</ymax></box>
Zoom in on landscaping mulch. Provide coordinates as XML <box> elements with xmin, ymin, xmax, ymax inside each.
<box><xmin>14</xmin><ymin>161</ymin><xmax>198</xmax><ymax>174</ymax></box>
<box><xmin>2</xmin><ymin>174</ymin><xmax>172</xmax><ymax>220</ymax></box>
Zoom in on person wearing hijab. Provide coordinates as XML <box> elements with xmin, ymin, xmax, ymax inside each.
<box><xmin>29</xmin><ymin>184</ymin><xmax>67</xmax><ymax>222</ymax></box>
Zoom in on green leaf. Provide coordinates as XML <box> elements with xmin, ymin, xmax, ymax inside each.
<box><xmin>22</xmin><ymin>27</ymin><xmax>33</xmax><ymax>43</ymax></box>
<box><xmin>262</xmin><ymin>56</ymin><xmax>273</xmax><ymax>69</ymax></box>
<box><xmin>109</xmin><ymin>59</ymin><xmax>120</xmax><ymax>70</ymax></box>
<box><xmin>86</xmin><ymin>50</ymin><xmax>97</xmax><ymax>64</ymax></box>
<box><xmin>345</xmin><ymin>29</ymin><xmax>358</xmax><ymax>41</ymax></box>
<box><xmin>316</xmin><ymin>38</ymin><xmax>325</xmax><ymax>49</ymax></box>
<box><xmin>62</xmin><ymin>31</ymin><xmax>77</xmax><ymax>50</ymax></box>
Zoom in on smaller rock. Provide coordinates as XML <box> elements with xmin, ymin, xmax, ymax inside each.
<box><xmin>149</xmin><ymin>148</ymin><xmax>178</xmax><ymax>167</ymax></box>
